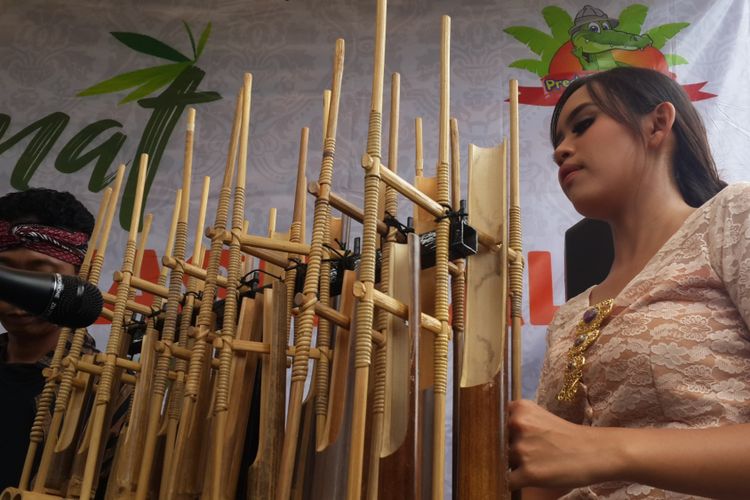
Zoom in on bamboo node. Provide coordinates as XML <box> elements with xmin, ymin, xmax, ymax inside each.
<box><xmin>360</xmin><ymin>153</ymin><xmax>374</xmax><ymax>169</ymax></box>
<box><xmin>295</xmin><ymin>292</ymin><xmax>317</xmax><ymax>312</ymax></box>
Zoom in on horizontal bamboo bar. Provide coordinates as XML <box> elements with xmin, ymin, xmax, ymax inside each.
<box><xmin>41</xmin><ymin>367</ymin><xmax>86</xmax><ymax>390</ymax></box>
<box><xmin>162</xmin><ymin>256</ymin><xmax>229</xmax><ymax>288</ymax></box>
<box><xmin>291</xmin><ymin>296</ymin><xmax>385</xmax><ymax>347</ymax></box>
<box><xmin>64</xmin><ymin>358</ymin><xmax>137</xmax><ymax>385</ymax></box>
<box><xmin>102</xmin><ymin>292</ymin><xmax>156</xmax><ymax>316</ymax></box>
<box><xmin>308</xmin><ymin>181</ymin><xmax>391</xmax><ymax>237</ymax></box>
<box><xmin>213</xmin><ymin>337</ymin><xmax>331</xmax><ymax>361</ymax></box>
<box><xmin>352</xmin><ymin>279</ymin><xmax>443</xmax><ymax>335</ymax></box>
<box><xmin>204</xmin><ymin>228</ymin><xmax>291</xmax><ymax>268</ymax></box>
<box><xmin>115</xmin><ymin>273</ymin><xmax>168</xmax><ymax>299</ymax></box>
<box><xmin>209</xmin><ymin>228</ymin><xmax>311</xmax><ymax>256</ymax></box>
<box><xmin>154</xmin><ymin>340</ymin><xmax>221</xmax><ymax>369</ymax></box>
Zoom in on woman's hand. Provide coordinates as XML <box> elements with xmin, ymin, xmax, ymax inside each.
<box><xmin>508</xmin><ymin>400</ymin><xmax>622</xmax><ymax>491</ymax></box>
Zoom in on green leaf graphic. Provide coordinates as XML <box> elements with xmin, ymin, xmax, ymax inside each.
<box><xmin>663</xmin><ymin>53</ymin><xmax>689</xmax><ymax>66</ymax></box>
<box><xmin>503</xmin><ymin>26</ymin><xmax>558</xmax><ymax>58</ymax></box>
<box><xmin>509</xmin><ymin>59</ymin><xmax>547</xmax><ymax>76</ymax></box>
<box><xmin>646</xmin><ymin>22</ymin><xmax>689</xmax><ymax>49</ymax></box>
<box><xmin>197</xmin><ymin>22</ymin><xmax>212</xmax><ymax>60</ymax></box>
<box><xmin>119</xmin><ymin>64</ymin><xmax>189</xmax><ymax>104</ymax></box>
<box><xmin>617</xmin><ymin>4</ymin><xmax>649</xmax><ymax>35</ymax></box>
<box><xmin>183</xmin><ymin>21</ymin><xmax>197</xmax><ymax>60</ymax></box>
<box><xmin>542</xmin><ymin>6</ymin><xmax>573</xmax><ymax>44</ymax></box>
<box><xmin>77</xmin><ymin>62</ymin><xmax>190</xmax><ymax>97</ymax></box>
<box><xmin>111</xmin><ymin>32</ymin><xmax>191</xmax><ymax>62</ymax></box>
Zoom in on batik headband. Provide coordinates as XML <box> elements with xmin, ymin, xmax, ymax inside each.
<box><xmin>0</xmin><ymin>220</ymin><xmax>88</xmax><ymax>266</ymax></box>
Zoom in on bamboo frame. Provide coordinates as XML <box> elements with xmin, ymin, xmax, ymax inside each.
<box><xmin>208</xmin><ymin>73</ymin><xmax>253</xmax><ymax>499</ymax></box>
<box><xmin>19</xmin><ymin>186</ymin><xmax>112</xmax><ymax>491</ymax></box>
<box><xmin>346</xmin><ymin>0</ymin><xmax>386</xmax><ymax>495</ymax></box>
<box><xmin>28</xmin><ymin>164</ymin><xmax>126</xmax><ymax>494</ymax></box>
<box><xmin>78</xmin><ymin>153</ymin><xmax>148</xmax><ymax>500</ymax></box>
<box><xmin>277</xmin><ymin>39</ymin><xmax>345</xmax><ymax>500</ymax></box>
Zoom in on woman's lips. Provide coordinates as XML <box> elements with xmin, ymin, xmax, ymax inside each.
<box><xmin>559</xmin><ymin>164</ymin><xmax>582</xmax><ymax>187</ymax></box>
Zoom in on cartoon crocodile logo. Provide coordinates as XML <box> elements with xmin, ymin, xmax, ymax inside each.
<box><xmin>570</xmin><ymin>5</ymin><xmax>652</xmax><ymax>71</ymax></box>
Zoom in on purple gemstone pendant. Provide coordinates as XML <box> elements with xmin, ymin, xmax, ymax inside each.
<box><xmin>583</xmin><ymin>307</ymin><xmax>598</xmax><ymax>323</ymax></box>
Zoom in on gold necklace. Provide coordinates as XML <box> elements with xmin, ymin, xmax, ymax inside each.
<box><xmin>557</xmin><ymin>298</ymin><xmax>615</xmax><ymax>402</ymax></box>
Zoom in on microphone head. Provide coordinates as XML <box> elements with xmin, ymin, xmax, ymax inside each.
<box><xmin>48</xmin><ymin>275</ymin><xmax>104</xmax><ymax>328</ymax></box>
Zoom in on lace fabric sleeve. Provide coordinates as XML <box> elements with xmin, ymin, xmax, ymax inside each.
<box><xmin>707</xmin><ymin>183</ymin><xmax>750</xmax><ymax>339</ymax></box>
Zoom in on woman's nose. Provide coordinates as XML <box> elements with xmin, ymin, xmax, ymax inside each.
<box><xmin>553</xmin><ymin>141</ymin><xmax>572</xmax><ymax>166</ymax></box>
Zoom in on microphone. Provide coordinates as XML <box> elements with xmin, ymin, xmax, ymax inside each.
<box><xmin>0</xmin><ymin>264</ymin><xmax>104</xmax><ymax>328</ymax></box>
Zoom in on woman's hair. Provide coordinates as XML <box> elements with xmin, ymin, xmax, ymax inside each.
<box><xmin>550</xmin><ymin>67</ymin><xmax>725</xmax><ymax>207</ymax></box>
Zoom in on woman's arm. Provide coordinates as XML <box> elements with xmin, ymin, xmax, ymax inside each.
<box><xmin>508</xmin><ymin>399</ymin><xmax>750</xmax><ymax>499</ymax></box>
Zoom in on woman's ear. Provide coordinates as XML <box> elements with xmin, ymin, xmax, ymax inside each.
<box><xmin>644</xmin><ymin>101</ymin><xmax>676</xmax><ymax>149</ymax></box>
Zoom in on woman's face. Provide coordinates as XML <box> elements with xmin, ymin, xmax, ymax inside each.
<box><xmin>552</xmin><ymin>85</ymin><xmax>645</xmax><ymax>219</ymax></box>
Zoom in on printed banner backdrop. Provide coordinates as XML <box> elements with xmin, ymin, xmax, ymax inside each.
<box><xmin>1</xmin><ymin>0</ymin><xmax>748</xmax><ymax>493</ymax></box>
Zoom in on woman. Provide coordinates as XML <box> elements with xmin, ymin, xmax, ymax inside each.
<box><xmin>509</xmin><ymin>67</ymin><xmax>750</xmax><ymax>499</ymax></box>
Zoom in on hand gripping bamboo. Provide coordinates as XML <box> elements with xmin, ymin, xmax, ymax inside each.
<box><xmin>26</xmin><ymin>165</ymin><xmax>125</xmax><ymax>494</ymax></box>
<box><xmin>134</xmin><ymin>108</ymin><xmax>197</xmax><ymax>500</ymax></box>
<box><xmin>17</xmin><ymin>185</ymin><xmax>112</xmax><ymax>492</ymax></box>
<box><xmin>347</xmin><ymin>0</ymin><xmax>386</xmax><ymax>496</ymax></box>
<box><xmin>277</xmin><ymin>40</ymin><xmax>344</xmax><ymax>500</ymax></box>
<box><xmin>78</xmin><ymin>154</ymin><xmax>148</xmax><ymax>500</ymax></box>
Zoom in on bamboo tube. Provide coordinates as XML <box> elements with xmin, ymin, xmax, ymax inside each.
<box><xmin>347</xmin><ymin>0</ymin><xmax>386</xmax><ymax>496</ymax></box>
<box><xmin>415</xmin><ymin>117</ymin><xmax>423</xmax><ymax>177</ymax></box>
<box><xmin>509</xmin><ymin>80</ymin><xmax>523</xmax><ymax>401</ymax></box>
<box><xmin>367</xmin><ymin>71</ymin><xmax>400</xmax><ymax>499</ymax></box>
<box><xmin>100</xmin><ymin>292</ymin><xmax>154</xmax><ymax>317</ymax></box>
<box><xmin>277</xmin><ymin>40</ymin><xmax>344</xmax><ymax>500</ymax></box>
<box><xmin>430</xmin><ymin>17</ymin><xmax>452</xmax><ymax>499</ymax></box>
<box><xmin>285</xmin><ymin>127</ymin><xmax>308</xmax><ymax>349</ymax></box>
<box><xmin>161</xmin><ymin>175</ymin><xmax>210</xmax><ymax>498</ymax></box>
<box><xmin>135</xmin><ymin>107</ymin><xmax>196</xmax><ymax>500</ymax></box>
<box><xmin>19</xmin><ymin>186</ymin><xmax>112</xmax><ymax>490</ymax></box>
<box><xmin>313</xmin><ymin>88</ymin><xmax>337</xmax><ymax>450</ymax></box>
<box><xmin>209</xmin><ymin>73</ymin><xmax>253</xmax><ymax>500</ymax></box>
<box><xmin>449</xmin><ymin>117</ymin><xmax>467</xmax><ymax>497</ymax></box>
<box><xmin>31</xmin><ymin>165</ymin><xmax>126</xmax><ymax>491</ymax></box>
<box><xmin>79</xmin><ymin>154</ymin><xmax>148</xmax><ymax>500</ymax></box>
<box><xmin>106</xmin><ymin>188</ymin><xmax>182</xmax><ymax>498</ymax></box>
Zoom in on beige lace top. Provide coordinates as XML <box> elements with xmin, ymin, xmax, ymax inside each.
<box><xmin>536</xmin><ymin>183</ymin><xmax>750</xmax><ymax>499</ymax></box>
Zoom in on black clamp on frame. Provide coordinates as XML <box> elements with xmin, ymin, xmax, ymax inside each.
<box><xmin>419</xmin><ymin>200</ymin><xmax>478</xmax><ymax>269</ymax></box>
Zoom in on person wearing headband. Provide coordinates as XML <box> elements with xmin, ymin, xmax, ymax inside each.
<box><xmin>0</xmin><ymin>188</ymin><xmax>97</xmax><ymax>491</ymax></box>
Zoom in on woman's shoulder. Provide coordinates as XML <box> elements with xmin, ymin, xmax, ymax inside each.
<box><xmin>705</xmin><ymin>182</ymin><xmax>750</xmax><ymax>211</ymax></box>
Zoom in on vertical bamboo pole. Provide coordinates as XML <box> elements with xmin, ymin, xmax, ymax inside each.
<box><xmin>31</xmin><ymin>165</ymin><xmax>125</xmax><ymax>491</ymax></box>
<box><xmin>509</xmin><ymin>80</ymin><xmax>523</xmax><ymax>401</ymax></box>
<box><xmin>135</xmin><ymin>107</ymin><xmax>197</xmax><ymax>499</ymax></box>
<box><xmin>277</xmin><ymin>41</ymin><xmax>344</xmax><ymax>500</ymax></box>
<box><xmin>79</xmin><ymin>155</ymin><xmax>148</xmax><ymax>500</ymax></box>
<box><xmin>347</xmin><ymin>0</ymin><xmax>386</xmax><ymax>497</ymax></box>
<box><xmin>210</xmin><ymin>72</ymin><xmax>253</xmax><ymax>500</ymax></box>
<box><xmin>367</xmin><ymin>71</ymin><xmax>400</xmax><ymax>499</ymax></box>
<box><xmin>286</xmin><ymin>127</ymin><xmax>309</xmax><ymax>348</ymax></box>
<box><xmin>449</xmin><ymin>117</ymin><xmax>467</xmax><ymax>500</ymax></box>
<box><xmin>431</xmin><ymin>15</ymin><xmax>452</xmax><ymax>500</ymax></box>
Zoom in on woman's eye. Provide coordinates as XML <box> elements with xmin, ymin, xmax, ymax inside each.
<box><xmin>572</xmin><ymin>117</ymin><xmax>594</xmax><ymax>135</ymax></box>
